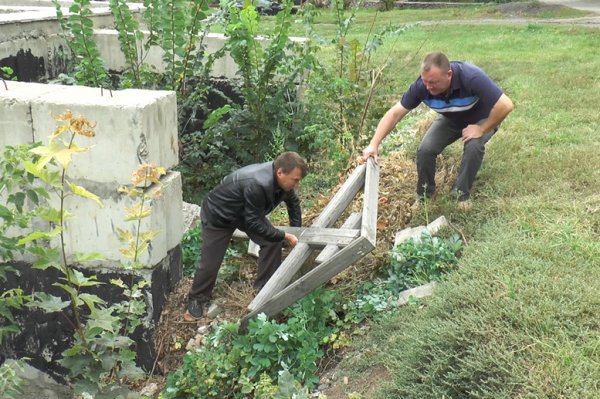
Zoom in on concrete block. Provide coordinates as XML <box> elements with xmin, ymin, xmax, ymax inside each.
<box><xmin>396</xmin><ymin>282</ymin><xmax>436</xmax><ymax>306</ymax></box>
<box><xmin>94</xmin><ymin>29</ymin><xmax>164</xmax><ymax>73</ymax></box>
<box><xmin>182</xmin><ymin>202</ymin><xmax>202</xmax><ymax>234</ymax></box>
<box><xmin>43</xmin><ymin>171</ymin><xmax>183</xmax><ymax>268</ymax></box>
<box><xmin>0</xmin><ymin>81</ymin><xmax>67</xmax><ymax>151</ymax></box>
<box><xmin>30</xmin><ymin>84</ymin><xmax>178</xmax><ymax>185</ymax></box>
<box><xmin>393</xmin><ymin>216</ymin><xmax>449</xmax><ymax>247</ymax></box>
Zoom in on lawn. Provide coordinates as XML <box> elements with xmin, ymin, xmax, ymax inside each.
<box><xmin>297</xmin><ymin>4</ymin><xmax>600</xmax><ymax>399</ymax></box>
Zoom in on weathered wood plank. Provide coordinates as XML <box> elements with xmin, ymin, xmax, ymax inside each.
<box><xmin>248</xmin><ymin>243</ymin><xmax>312</xmax><ymax>311</ymax></box>
<box><xmin>311</xmin><ymin>164</ymin><xmax>366</xmax><ymax>227</ymax></box>
<box><xmin>315</xmin><ymin>212</ymin><xmax>362</xmax><ymax>264</ymax></box>
<box><xmin>233</xmin><ymin>227</ymin><xmax>360</xmax><ymax>247</ymax></box>
<box><xmin>241</xmin><ymin>237</ymin><xmax>375</xmax><ymax>327</ymax></box>
<box><xmin>248</xmin><ymin>165</ymin><xmax>367</xmax><ymax>311</ymax></box>
<box><xmin>361</xmin><ymin>157</ymin><xmax>379</xmax><ymax>246</ymax></box>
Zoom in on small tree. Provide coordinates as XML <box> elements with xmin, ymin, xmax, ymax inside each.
<box><xmin>17</xmin><ymin>112</ymin><xmax>166</xmax><ymax>397</ymax></box>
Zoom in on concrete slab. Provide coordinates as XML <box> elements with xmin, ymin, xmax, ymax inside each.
<box><xmin>29</xmin><ymin>84</ymin><xmax>178</xmax><ymax>185</ymax></box>
<box><xmin>47</xmin><ymin>171</ymin><xmax>183</xmax><ymax>268</ymax></box>
<box><xmin>0</xmin><ymin>81</ymin><xmax>67</xmax><ymax>149</ymax></box>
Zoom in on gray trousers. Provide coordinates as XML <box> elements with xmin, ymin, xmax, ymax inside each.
<box><xmin>188</xmin><ymin>217</ymin><xmax>283</xmax><ymax>302</ymax></box>
<box><xmin>416</xmin><ymin>116</ymin><xmax>498</xmax><ymax>200</ymax></box>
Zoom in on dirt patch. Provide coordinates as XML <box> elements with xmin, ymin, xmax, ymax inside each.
<box><xmin>318</xmin><ymin>363</ymin><xmax>392</xmax><ymax>399</ymax></box>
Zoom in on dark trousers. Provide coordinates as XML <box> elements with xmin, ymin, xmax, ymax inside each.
<box><xmin>188</xmin><ymin>217</ymin><xmax>283</xmax><ymax>302</ymax></box>
<box><xmin>416</xmin><ymin>116</ymin><xmax>498</xmax><ymax>199</ymax></box>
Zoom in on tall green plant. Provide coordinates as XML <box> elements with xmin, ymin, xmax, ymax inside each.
<box><xmin>176</xmin><ymin>0</ymin><xmax>317</xmax><ymax>201</ymax></box>
<box><xmin>303</xmin><ymin>0</ymin><xmax>409</xmax><ymax>160</ymax></box>
<box><xmin>52</xmin><ymin>0</ymin><xmax>110</xmax><ymax>88</ymax></box>
<box><xmin>109</xmin><ymin>0</ymin><xmax>145</xmax><ymax>87</ymax></box>
<box><xmin>152</xmin><ymin>0</ymin><xmax>210</xmax><ymax>92</ymax></box>
<box><xmin>0</xmin><ymin>144</ymin><xmax>51</xmax><ymax>398</ymax></box>
<box><xmin>224</xmin><ymin>0</ymin><xmax>313</xmax><ymax>140</ymax></box>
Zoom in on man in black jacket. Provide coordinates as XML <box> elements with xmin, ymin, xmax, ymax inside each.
<box><xmin>186</xmin><ymin>151</ymin><xmax>308</xmax><ymax>320</ymax></box>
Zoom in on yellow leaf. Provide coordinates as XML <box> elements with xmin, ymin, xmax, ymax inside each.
<box><xmin>49</xmin><ymin>124</ymin><xmax>69</xmax><ymax>141</ymax></box>
<box><xmin>53</xmin><ymin>143</ymin><xmax>90</xmax><ymax>169</ymax></box>
<box><xmin>29</xmin><ymin>145</ymin><xmax>55</xmax><ymax>168</ymax></box>
<box><xmin>23</xmin><ymin>160</ymin><xmax>43</xmax><ymax>177</ymax></box>
<box><xmin>116</xmin><ymin>227</ymin><xmax>134</xmax><ymax>242</ymax></box>
<box><xmin>141</xmin><ymin>230</ymin><xmax>160</xmax><ymax>243</ymax></box>
<box><xmin>67</xmin><ymin>181</ymin><xmax>103</xmax><ymax>207</ymax></box>
<box><xmin>119</xmin><ymin>247</ymin><xmax>136</xmax><ymax>259</ymax></box>
<box><xmin>125</xmin><ymin>203</ymin><xmax>151</xmax><ymax>221</ymax></box>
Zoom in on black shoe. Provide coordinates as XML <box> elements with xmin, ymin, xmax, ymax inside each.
<box><xmin>187</xmin><ymin>298</ymin><xmax>208</xmax><ymax>320</ymax></box>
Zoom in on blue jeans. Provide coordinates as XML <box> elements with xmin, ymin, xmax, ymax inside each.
<box><xmin>416</xmin><ymin>116</ymin><xmax>498</xmax><ymax>200</ymax></box>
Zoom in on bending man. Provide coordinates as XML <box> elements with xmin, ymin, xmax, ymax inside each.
<box><xmin>363</xmin><ymin>52</ymin><xmax>513</xmax><ymax>205</ymax></box>
<box><xmin>186</xmin><ymin>151</ymin><xmax>308</xmax><ymax>320</ymax></box>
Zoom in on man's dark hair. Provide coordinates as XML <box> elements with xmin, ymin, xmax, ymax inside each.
<box><xmin>274</xmin><ymin>151</ymin><xmax>308</xmax><ymax>177</ymax></box>
<box><xmin>422</xmin><ymin>52</ymin><xmax>451</xmax><ymax>73</ymax></box>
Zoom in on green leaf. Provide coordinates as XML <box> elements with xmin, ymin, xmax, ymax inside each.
<box><xmin>37</xmin><ymin>207</ymin><xmax>65</xmax><ymax>224</ymax></box>
<box><xmin>53</xmin><ymin>283</ymin><xmax>81</xmax><ymax>304</ymax></box>
<box><xmin>87</xmin><ymin>308</ymin><xmax>119</xmax><ymax>333</ymax></box>
<box><xmin>0</xmin><ymin>204</ymin><xmax>13</xmax><ymax>221</ymax></box>
<box><xmin>17</xmin><ymin>227</ymin><xmax>62</xmax><ymax>245</ymax></box>
<box><xmin>69</xmin><ymin>269</ymin><xmax>103</xmax><ymax>288</ymax></box>
<box><xmin>12</xmin><ymin>192</ymin><xmax>26</xmax><ymax>213</ymax></box>
<box><xmin>79</xmin><ymin>293</ymin><xmax>105</xmax><ymax>312</ymax></box>
<box><xmin>75</xmin><ymin>252</ymin><xmax>105</xmax><ymax>263</ymax></box>
<box><xmin>28</xmin><ymin>292</ymin><xmax>70</xmax><ymax>312</ymax></box>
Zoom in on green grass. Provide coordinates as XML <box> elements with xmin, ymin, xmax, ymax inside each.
<box><xmin>257</xmin><ymin>2</ymin><xmax>589</xmax><ymax>37</ymax></box>
<box><xmin>287</xmin><ymin>5</ymin><xmax>600</xmax><ymax>399</ymax></box>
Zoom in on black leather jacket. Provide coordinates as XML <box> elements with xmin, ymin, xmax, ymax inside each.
<box><xmin>201</xmin><ymin>161</ymin><xmax>302</xmax><ymax>242</ymax></box>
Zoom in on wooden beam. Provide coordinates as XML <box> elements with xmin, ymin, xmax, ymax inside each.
<box><xmin>248</xmin><ymin>165</ymin><xmax>367</xmax><ymax>312</ymax></box>
<box><xmin>241</xmin><ymin>237</ymin><xmax>375</xmax><ymax>329</ymax></box>
<box><xmin>315</xmin><ymin>212</ymin><xmax>362</xmax><ymax>264</ymax></box>
<box><xmin>233</xmin><ymin>227</ymin><xmax>360</xmax><ymax>247</ymax></box>
<box><xmin>311</xmin><ymin>164</ymin><xmax>366</xmax><ymax>227</ymax></box>
<box><xmin>361</xmin><ymin>157</ymin><xmax>379</xmax><ymax>246</ymax></box>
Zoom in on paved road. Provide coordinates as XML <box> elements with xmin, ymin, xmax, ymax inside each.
<box><xmin>541</xmin><ymin>0</ymin><xmax>600</xmax><ymax>14</ymax></box>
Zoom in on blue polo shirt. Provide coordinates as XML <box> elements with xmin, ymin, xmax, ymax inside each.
<box><xmin>400</xmin><ymin>61</ymin><xmax>503</xmax><ymax>129</ymax></box>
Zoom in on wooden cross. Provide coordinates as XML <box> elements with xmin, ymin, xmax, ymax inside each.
<box><xmin>240</xmin><ymin>157</ymin><xmax>379</xmax><ymax>331</ymax></box>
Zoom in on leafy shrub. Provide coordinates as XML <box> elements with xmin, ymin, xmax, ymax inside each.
<box><xmin>162</xmin><ymin>289</ymin><xmax>338</xmax><ymax>398</ymax></box>
<box><xmin>12</xmin><ymin>113</ymin><xmax>167</xmax><ymax>397</ymax></box>
<box><xmin>301</xmin><ymin>0</ymin><xmax>411</xmax><ymax>164</ymax></box>
<box><xmin>388</xmin><ymin>231</ymin><xmax>463</xmax><ymax>292</ymax></box>
<box><xmin>181</xmin><ymin>226</ymin><xmax>203</xmax><ymax>277</ymax></box>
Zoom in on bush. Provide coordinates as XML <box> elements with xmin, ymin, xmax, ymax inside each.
<box><xmin>387</xmin><ymin>231</ymin><xmax>462</xmax><ymax>292</ymax></box>
<box><xmin>162</xmin><ymin>289</ymin><xmax>337</xmax><ymax>398</ymax></box>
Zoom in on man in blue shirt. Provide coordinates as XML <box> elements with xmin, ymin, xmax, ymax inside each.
<box><xmin>363</xmin><ymin>52</ymin><xmax>513</xmax><ymax>206</ymax></box>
